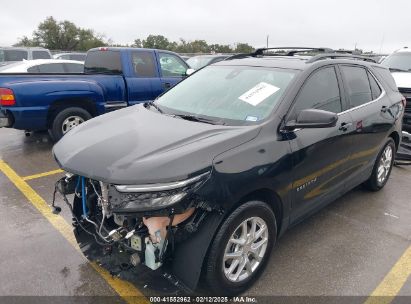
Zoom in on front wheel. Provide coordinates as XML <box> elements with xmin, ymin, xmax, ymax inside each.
<box><xmin>204</xmin><ymin>201</ymin><xmax>277</xmax><ymax>295</ymax></box>
<box><xmin>363</xmin><ymin>138</ymin><xmax>395</xmax><ymax>191</ymax></box>
<box><xmin>49</xmin><ymin>107</ymin><xmax>92</xmax><ymax>141</ymax></box>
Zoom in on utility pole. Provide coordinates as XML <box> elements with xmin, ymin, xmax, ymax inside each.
<box><xmin>266</xmin><ymin>35</ymin><xmax>269</xmax><ymax>48</ymax></box>
<box><xmin>379</xmin><ymin>34</ymin><xmax>385</xmax><ymax>54</ymax></box>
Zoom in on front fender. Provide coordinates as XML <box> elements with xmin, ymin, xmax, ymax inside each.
<box><xmin>169</xmin><ymin>211</ymin><xmax>225</xmax><ymax>291</ymax></box>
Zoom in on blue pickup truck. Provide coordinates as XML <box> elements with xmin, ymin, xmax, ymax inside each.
<box><xmin>0</xmin><ymin>47</ymin><xmax>190</xmax><ymax>140</ymax></box>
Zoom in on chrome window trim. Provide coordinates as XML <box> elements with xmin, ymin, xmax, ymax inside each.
<box><xmin>283</xmin><ymin>65</ymin><xmax>386</xmax><ymax>133</ymax></box>
<box><xmin>337</xmin><ymin>67</ymin><xmax>385</xmax><ymax>116</ymax></box>
<box><xmin>337</xmin><ymin>91</ymin><xmax>386</xmax><ymax>116</ymax></box>
<box><xmin>115</xmin><ymin>171</ymin><xmax>209</xmax><ymax>193</ymax></box>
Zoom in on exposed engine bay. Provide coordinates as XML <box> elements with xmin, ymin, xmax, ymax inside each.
<box><xmin>52</xmin><ymin>172</ymin><xmax>215</xmax><ymax>274</ymax></box>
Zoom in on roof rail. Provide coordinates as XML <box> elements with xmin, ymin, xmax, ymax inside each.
<box><xmin>224</xmin><ymin>47</ymin><xmax>334</xmax><ymax>61</ymax></box>
<box><xmin>224</xmin><ymin>48</ymin><xmax>377</xmax><ymax>64</ymax></box>
<box><xmin>306</xmin><ymin>53</ymin><xmax>377</xmax><ymax>63</ymax></box>
<box><xmin>224</xmin><ymin>53</ymin><xmax>252</xmax><ymax>60</ymax></box>
<box><xmin>254</xmin><ymin>47</ymin><xmax>334</xmax><ymax>56</ymax></box>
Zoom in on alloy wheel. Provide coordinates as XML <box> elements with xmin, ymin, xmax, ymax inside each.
<box><xmin>377</xmin><ymin>145</ymin><xmax>393</xmax><ymax>184</ymax></box>
<box><xmin>62</xmin><ymin>116</ymin><xmax>84</xmax><ymax>134</ymax></box>
<box><xmin>223</xmin><ymin>217</ymin><xmax>269</xmax><ymax>283</ymax></box>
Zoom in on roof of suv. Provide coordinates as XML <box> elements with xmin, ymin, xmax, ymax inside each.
<box><xmin>215</xmin><ymin>56</ymin><xmax>309</xmax><ymax>69</ymax></box>
<box><xmin>214</xmin><ymin>47</ymin><xmax>379</xmax><ymax>70</ymax></box>
<box><xmin>215</xmin><ymin>55</ymin><xmax>380</xmax><ymax>70</ymax></box>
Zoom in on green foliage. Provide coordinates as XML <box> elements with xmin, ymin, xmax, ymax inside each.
<box><xmin>14</xmin><ymin>16</ymin><xmax>106</xmax><ymax>51</ymax></box>
<box><xmin>234</xmin><ymin>43</ymin><xmax>254</xmax><ymax>53</ymax></box>
<box><xmin>134</xmin><ymin>35</ymin><xmax>254</xmax><ymax>54</ymax></box>
<box><xmin>142</xmin><ymin>35</ymin><xmax>170</xmax><ymax>49</ymax></box>
<box><xmin>14</xmin><ymin>17</ymin><xmax>255</xmax><ymax>53</ymax></box>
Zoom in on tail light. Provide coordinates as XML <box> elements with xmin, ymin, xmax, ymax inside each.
<box><xmin>0</xmin><ymin>88</ymin><xmax>15</xmax><ymax>106</ymax></box>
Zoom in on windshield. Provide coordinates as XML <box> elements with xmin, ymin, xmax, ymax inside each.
<box><xmin>381</xmin><ymin>53</ymin><xmax>411</xmax><ymax>71</ymax></box>
<box><xmin>0</xmin><ymin>50</ymin><xmax>28</xmax><ymax>62</ymax></box>
<box><xmin>156</xmin><ymin>65</ymin><xmax>297</xmax><ymax>125</ymax></box>
<box><xmin>187</xmin><ymin>57</ymin><xmax>215</xmax><ymax>69</ymax></box>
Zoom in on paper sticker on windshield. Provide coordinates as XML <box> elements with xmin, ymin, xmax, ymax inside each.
<box><xmin>245</xmin><ymin>116</ymin><xmax>258</xmax><ymax>122</ymax></box>
<box><xmin>239</xmin><ymin>82</ymin><xmax>280</xmax><ymax>106</ymax></box>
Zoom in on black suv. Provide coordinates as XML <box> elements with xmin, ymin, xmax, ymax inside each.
<box><xmin>53</xmin><ymin>47</ymin><xmax>404</xmax><ymax>295</ymax></box>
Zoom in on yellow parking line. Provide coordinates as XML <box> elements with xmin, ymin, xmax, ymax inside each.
<box><xmin>364</xmin><ymin>245</ymin><xmax>411</xmax><ymax>304</ymax></box>
<box><xmin>0</xmin><ymin>160</ymin><xmax>148</xmax><ymax>304</ymax></box>
<box><xmin>22</xmin><ymin>169</ymin><xmax>64</xmax><ymax>181</ymax></box>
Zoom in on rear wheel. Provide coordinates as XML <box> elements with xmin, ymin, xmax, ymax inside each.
<box><xmin>204</xmin><ymin>201</ymin><xmax>276</xmax><ymax>295</ymax></box>
<box><xmin>363</xmin><ymin>138</ymin><xmax>395</xmax><ymax>191</ymax></box>
<box><xmin>49</xmin><ymin>107</ymin><xmax>92</xmax><ymax>141</ymax></box>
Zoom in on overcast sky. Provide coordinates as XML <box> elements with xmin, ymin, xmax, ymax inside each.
<box><xmin>1</xmin><ymin>0</ymin><xmax>410</xmax><ymax>53</ymax></box>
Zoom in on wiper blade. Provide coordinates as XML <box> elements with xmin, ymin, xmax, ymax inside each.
<box><xmin>173</xmin><ymin>114</ymin><xmax>225</xmax><ymax>125</ymax></box>
<box><xmin>144</xmin><ymin>101</ymin><xmax>163</xmax><ymax>114</ymax></box>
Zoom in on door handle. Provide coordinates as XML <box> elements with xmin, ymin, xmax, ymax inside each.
<box><xmin>339</xmin><ymin>122</ymin><xmax>352</xmax><ymax>131</ymax></box>
<box><xmin>163</xmin><ymin>82</ymin><xmax>172</xmax><ymax>89</ymax></box>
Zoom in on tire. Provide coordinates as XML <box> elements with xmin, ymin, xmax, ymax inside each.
<box><xmin>363</xmin><ymin>138</ymin><xmax>395</xmax><ymax>191</ymax></box>
<box><xmin>204</xmin><ymin>201</ymin><xmax>277</xmax><ymax>295</ymax></box>
<box><xmin>48</xmin><ymin>107</ymin><xmax>92</xmax><ymax>141</ymax></box>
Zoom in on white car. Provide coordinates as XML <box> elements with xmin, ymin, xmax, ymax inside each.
<box><xmin>53</xmin><ymin>52</ymin><xmax>87</xmax><ymax>62</ymax></box>
<box><xmin>381</xmin><ymin>47</ymin><xmax>411</xmax><ymax>132</ymax></box>
<box><xmin>0</xmin><ymin>59</ymin><xmax>84</xmax><ymax>73</ymax></box>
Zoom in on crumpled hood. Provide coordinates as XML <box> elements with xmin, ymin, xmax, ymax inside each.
<box><xmin>391</xmin><ymin>72</ymin><xmax>411</xmax><ymax>88</ymax></box>
<box><xmin>53</xmin><ymin>104</ymin><xmax>260</xmax><ymax>185</ymax></box>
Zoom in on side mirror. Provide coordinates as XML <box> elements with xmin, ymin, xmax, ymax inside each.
<box><xmin>185</xmin><ymin>68</ymin><xmax>195</xmax><ymax>76</ymax></box>
<box><xmin>285</xmin><ymin>109</ymin><xmax>338</xmax><ymax>130</ymax></box>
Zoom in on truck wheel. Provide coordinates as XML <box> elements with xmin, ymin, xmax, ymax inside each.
<box><xmin>363</xmin><ymin>138</ymin><xmax>395</xmax><ymax>191</ymax></box>
<box><xmin>49</xmin><ymin>107</ymin><xmax>92</xmax><ymax>141</ymax></box>
<box><xmin>204</xmin><ymin>201</ymin><xmax>276</xmax><ymax>295</ymax></box>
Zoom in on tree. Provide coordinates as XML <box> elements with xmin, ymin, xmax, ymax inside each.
<box><xmin>210</xmin><ymin>43</ymin><xmax>232</xmax><ymax>53</ymax></box>
<box><xmin>234</xmin><ymin>43</ymin><xmax>254</xmax><ymax>53</ymax></box>
<box><xmin>14</xmin><ymin>16</ymin><xmax>106</xmax><ymax>51</ymax></box>
<box><xmin>132</xmin><ymin>39</ymin><xmax>143</xmax><ymax>48</ymax></box>
<box><xmin>184</xmin><ymin>40</ymin><xmax>208</xmax><ymax>53</ymax></box>
<box><xmin>14</xmin><ymin>36</ymin><xmax>37</xmax><ymax>47</ymax></box>
<box><xmin>132</xmin><ymin>35</ymin><xmax>256</xmax><ymax>54</ymax></box>
<box><xmin>77</xmin><ymin>29</ymin><xmax>107</xmax><ymax>50</ymax></box>
<box><xmin>142</xmin><ymin>35</ymin><xmax>171</xmax><ymax>49</ymax></box>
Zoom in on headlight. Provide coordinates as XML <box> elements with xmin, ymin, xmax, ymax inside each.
<box><xmin>109</xmin><ymin>171</ymin><xmax>210</xmax><ymax>212</ymax></box>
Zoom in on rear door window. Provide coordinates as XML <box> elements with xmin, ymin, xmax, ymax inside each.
<box><xmin>131</xmin><ymin>51</ymin><xmax>157</xmax><ymax>77</ymax></box>
<box><xmin>36</xmin><ymin>63</ymin><xmax>65</xmax><ymax>73</ymax></box>
<box><xmin>32</xmin><ymin>51</ymin><xmax>51</xmax><ymax>59</ymax></box>
<box><xmin>1</xmin><ymin>50</ymin><xmax>28</xmax><ymax>61</ymax></box>
<box><xmin>84</xmin><ymin>50</ymin><xmax>122</xmax><ymax>74</ymax></box>
<box><xmin>64</xmin><ymin>63</ymin><xmax>84</xmax><ymax>73</ymax></box>
<box><xmin>27</xmin><ymin>66</ymin><xmax>40</xmax><ymax>73</ymax></box>
<box><xmin>58</xmin><ymin>54</ymin><xmax>70</xmax><ymax>60</ymax></box>
<box><xmin>292</xmin><ymin>66</ymin><xmax>342</xmax><ymax>115</ymax></box>
<box><xmin>70</xmin><ymin>54</ymin><xmax>86</xmax><ymax>61</ymax></box>
<box><xmin>340</xmin><ymin>66</ymin><xmax>372</xmax><ymax>108</ymax></box>
<box><xmin>372</xmin><ymin>66</ymin><xmax>399</xmax><ymax>91</ymax></box>
<box><xmin>367</xmin><ymin>72</ymin><xmax>382</xmax><ymax>100</ymax></box>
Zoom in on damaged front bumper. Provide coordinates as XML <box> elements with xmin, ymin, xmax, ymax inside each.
<box><xmin>52</xmin><ymin>171</ymin><xmax>217</xmax><ymax>290</ymax></box>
